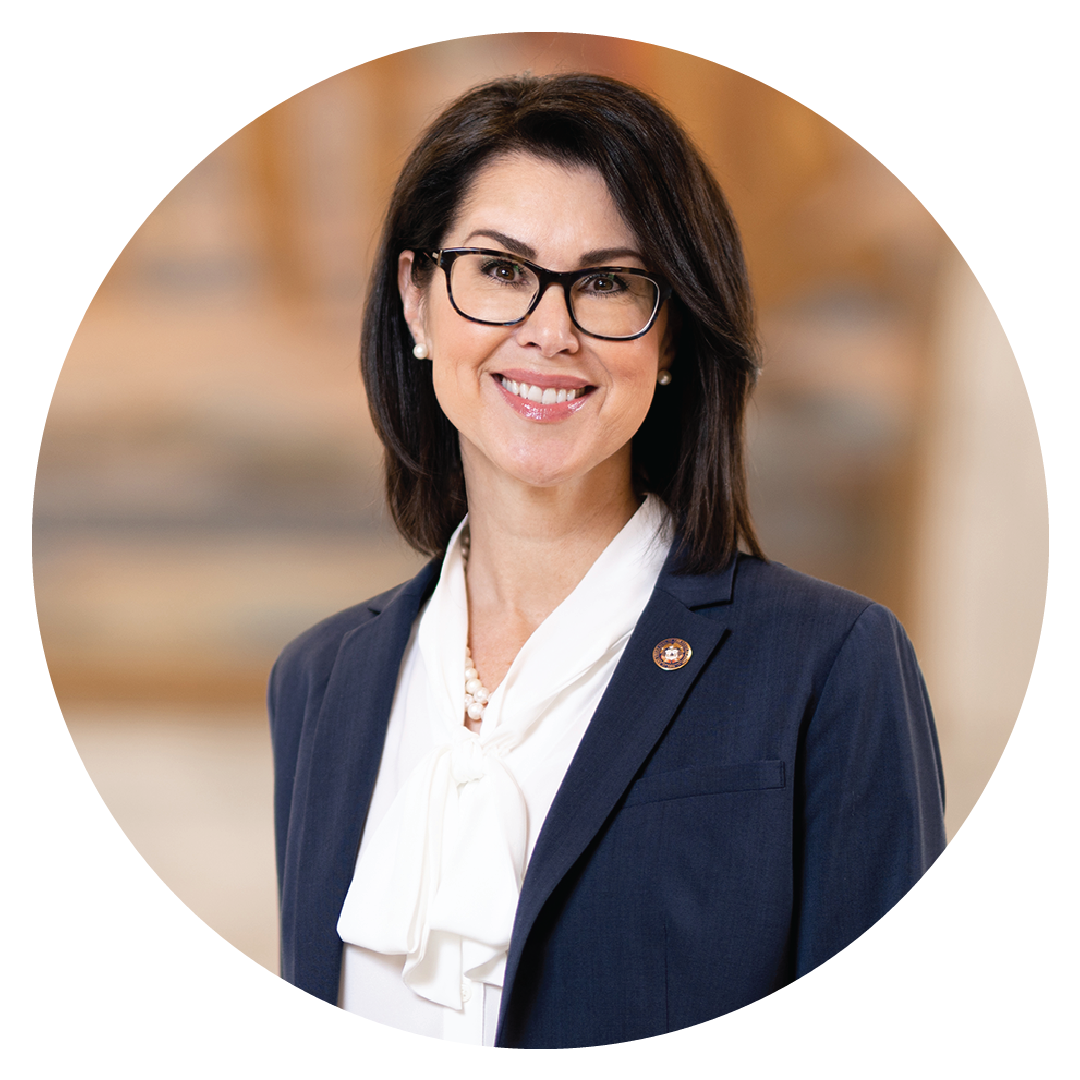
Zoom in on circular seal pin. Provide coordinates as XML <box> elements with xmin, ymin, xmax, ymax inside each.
<box><xmin>652</xmin><ymin>638</ymin><xmax>692</xmax><ymax>670</ymax></box>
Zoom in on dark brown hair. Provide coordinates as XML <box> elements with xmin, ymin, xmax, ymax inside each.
<box><xmin>360</xmin><ymin>72</ymin><xmax>763</xmax><ymax>573</ymax></box>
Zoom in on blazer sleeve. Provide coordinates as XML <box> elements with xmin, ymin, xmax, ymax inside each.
<box><xmin>794</xmin><ymin>602</ymin><xmax>947</xmax><ymax>976</ymax></box>
<box><xmin>267</xmin><ymin>649</ymin><xmax>308</xmax><ymax>906</ymax></box>
<box><xmin>265</xmin><ymin>615</ymin><xmax>349</xmax><ymax>907</ymax></box>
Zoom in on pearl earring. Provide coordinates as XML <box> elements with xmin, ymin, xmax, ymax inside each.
<box><xmin>413</xmin><ymin>342</ymin><xmax>429</xmax><ymax>360</ymax></box>
<box><xmin>657</xmin><ymin>370</ymin><xmax>672</xmax><ymax>386</ymax></box>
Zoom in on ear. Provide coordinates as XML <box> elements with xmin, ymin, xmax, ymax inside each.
<box><xmin>397</xmin><ymin>251</ymin><xmax>430</xmax><ymax>352</ymax></box>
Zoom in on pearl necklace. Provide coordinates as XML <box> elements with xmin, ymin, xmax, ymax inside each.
<box><xmin>464</xmin><ymin>645</ymin><xmax>490</xmax><ymax>723</ymax></box>
<box><xmin>461</xmin><ymin>529</ymin><xmax>491</xmax><ymax>725</ymax></box>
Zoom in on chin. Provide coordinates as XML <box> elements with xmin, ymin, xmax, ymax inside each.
<box><xmin>504</xmin><ymin>462</ymin><xmax>585</xmax><ymax>490</ymax></box>
<box><xmin>503</xmin><ymin>445</ymin><xmax>629</xmax><ymax>493</ymax></box>
<box><xmin>462</xmin><ymin>426</ymin><xmax>630</xmax><ymax>494</ymax></box>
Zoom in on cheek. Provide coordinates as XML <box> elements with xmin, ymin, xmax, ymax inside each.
<box><xmin>427</xmin><ymin>330</ymin><xmax>495</xmax><ymax>426</ymax></box>
<box><xmin>423</xmin><ymin>287</ymin><xmax>465</xmax><ymax>357</ymax></box>
<box><xmin>429</xmin><ymin>359</ymin><xmax>468</xmax><ymax>427</ymax></box>
<box><xmin>616</xmin><ymin>356</ymin><xmax>660</xmax><ymax>422</ymax></box>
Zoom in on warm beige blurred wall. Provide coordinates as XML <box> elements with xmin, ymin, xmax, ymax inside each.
<box><xmin>35</xmin><ymin>34</ymin><xmax>1046</xmax><ymax>972</ymax></box>
<box><xmin>914</xmin><ymin>249</ymin><xmax>1047</xmax><ymax>837</ymax></box>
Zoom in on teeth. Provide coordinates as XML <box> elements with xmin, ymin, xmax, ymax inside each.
<box><xmin>500</xmin><ymin>376</ymin><xmax>586</xmax><ymax>403</ymax></box>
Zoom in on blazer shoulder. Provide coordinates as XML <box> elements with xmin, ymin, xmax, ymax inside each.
<box><xmin>665</xmin><ymin>552</ymin><xmax>881</xmax><ymax>626</ymax></box>
<box><xmin>743</xmin><ymin>557</ymin><xmax>921</xmax><ymax>663</ymax></box>
<box><xmin>730</xmin><ymin>557</ymin><xmax>929</xmax><ymax>731</ymax></box>
<box><xmin>734</xmin><ymin>555</ymin><xmax>878</xmax><ymax>622</ymax></box>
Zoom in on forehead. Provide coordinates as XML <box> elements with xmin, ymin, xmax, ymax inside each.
<box><xmin>446</xmin><ymin>152</ymin><xmax>638</xmax><ymax>255</ymax></box>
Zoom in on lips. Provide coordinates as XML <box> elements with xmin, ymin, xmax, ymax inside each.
<box><xmin>492</xmin><ymin>371</ymin><xmax>595</xmax><ymax>422</ymax></box>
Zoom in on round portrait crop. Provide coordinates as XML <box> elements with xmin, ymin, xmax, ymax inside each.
<box><xmin>269</xmin><ymin>71</ymin><xmax>947</xmax><ymax>1048</ymax></box>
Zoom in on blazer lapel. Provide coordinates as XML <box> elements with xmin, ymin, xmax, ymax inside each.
<box><xmin>499</xmin><ymin>554</ymin><xmax>739</xmax><ymax>1019</ymax></box>
<box><xmin>282</xmin><ymin>560</ymin><xmax>439</xmax><ymax>1001</ymax></box>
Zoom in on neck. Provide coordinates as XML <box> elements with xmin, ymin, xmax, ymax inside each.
<box><xmin>458</xmin><ymin>446</ymin><xmax>639</xmax><ymax>690</ymax></box>
<box><xmin>464</xmin><ymin>466</ymin><xmax>638</xmax><ymax>615</ymax></box>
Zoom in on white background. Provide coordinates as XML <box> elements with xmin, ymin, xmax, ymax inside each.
<box><xmin>3</xmin><ymin>2</ymin><xmax>1076</xmax><ymax>1075</ymax></box>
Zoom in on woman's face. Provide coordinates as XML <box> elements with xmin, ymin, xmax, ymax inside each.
<box><xmin>398</xmin><ymin>153</ymin><xmax>672</xmax><ymax>499</ymax></box>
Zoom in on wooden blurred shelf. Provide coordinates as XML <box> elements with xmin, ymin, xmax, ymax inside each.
<box><xmin>47</xmin><ymin>661</ymin><xmax>273</xmax><ymax>710</ymax></box>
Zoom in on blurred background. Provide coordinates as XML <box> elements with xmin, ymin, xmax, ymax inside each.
<box><xmin>34</xmin><ymin>34</ymin><xmax>1047</xmax><ymax>977</ymax></box>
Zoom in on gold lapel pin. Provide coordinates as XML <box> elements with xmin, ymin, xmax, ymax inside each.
<box><xmin>652</xmin><ymin>638</ymin><xmax>692</xmax><ymax>670</ymax></box>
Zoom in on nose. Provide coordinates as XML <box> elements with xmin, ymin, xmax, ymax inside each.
<box><xmin>514</xmin><ymin>282</ymin><xmax>579</xmax><ymax>356</ymax></box>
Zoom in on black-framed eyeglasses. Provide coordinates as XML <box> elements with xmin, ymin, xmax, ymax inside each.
<box><xmin>418</xmin><ymin>247</ymin><xmax>671</xmax><ymax>342</ymax></box>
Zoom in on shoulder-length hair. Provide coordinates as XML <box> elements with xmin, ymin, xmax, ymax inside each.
<box><xmin>361</xmin><ymin>71</ymin><xmax>763</xmax><ymax>574</ymax></box>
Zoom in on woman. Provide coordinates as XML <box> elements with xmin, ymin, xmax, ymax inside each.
<box><xmin>269</xmin><ymin>72</ymin><xmax>946</xmax><ymax>1049</ymax></box>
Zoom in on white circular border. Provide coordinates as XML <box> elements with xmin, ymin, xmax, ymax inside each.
<box><xmin>3</xmin><ymin>3</ymin><xmax>1075</xmax><ymax>1075</ymax></box>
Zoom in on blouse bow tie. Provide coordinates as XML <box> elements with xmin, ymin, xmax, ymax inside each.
<box><xmin>336</xmin><ymin>498</ymin><xmax>672</xmax><ymax>1010</ymax></box>
<box><xmin>336</xmin><ymin>643</ymin><xmax>531</xmax><ymax>1008</ymax></box>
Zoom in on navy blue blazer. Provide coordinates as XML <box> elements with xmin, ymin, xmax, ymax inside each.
<box><xmin>268</xmin><ymin>550</ymin><xmax>946</xmax><ymax>1048</ymax></box>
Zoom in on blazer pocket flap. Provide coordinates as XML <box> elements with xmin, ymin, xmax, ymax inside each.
<box><xmin>623</xmin><ymin>760</ymin><xmax>785</xmax><ymax>808</ymax></box>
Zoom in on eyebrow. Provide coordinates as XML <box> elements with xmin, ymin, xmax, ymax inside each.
<box><xmin>461</xmin><ymin>230</ymin><xmax>536</xmax><ymax>260</ymax></box>
<box><xmin>459</xmin><ymin>229</ymin><xmax>645</xmax><ymax>268</ymax></box>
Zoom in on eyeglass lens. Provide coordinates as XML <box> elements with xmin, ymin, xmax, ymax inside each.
<box><xmin>448</xmin><ymin>252</ymin><xmax>659</xmax><ymax>338</ymax></box>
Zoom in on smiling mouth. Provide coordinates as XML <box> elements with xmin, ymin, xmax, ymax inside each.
<box><xmin>498</xmin><ymin>375</ymin><xmax>593</xmax><ymax>404</ymax></box>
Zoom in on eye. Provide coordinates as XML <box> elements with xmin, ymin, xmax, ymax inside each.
<box><xmin>479</xmin><ymin>257</ymin><xmax>529</xmax><ymax>285</ymax></box>
<box><xmin>579</xmin><ymin>272</ymin><xmax>630</xmax><ymax>295</ymax></box>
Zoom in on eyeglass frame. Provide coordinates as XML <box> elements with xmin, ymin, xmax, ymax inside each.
<box><xmin>416</xmin><ymin>247</ymin><xmax>673</xmax><ymax>342</ymax></box>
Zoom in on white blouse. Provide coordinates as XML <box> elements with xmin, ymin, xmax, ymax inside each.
<box><xmin>337</xmin><ymin>496</ymin><xmax>673</xmax><ymax>1044</ymax></box>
